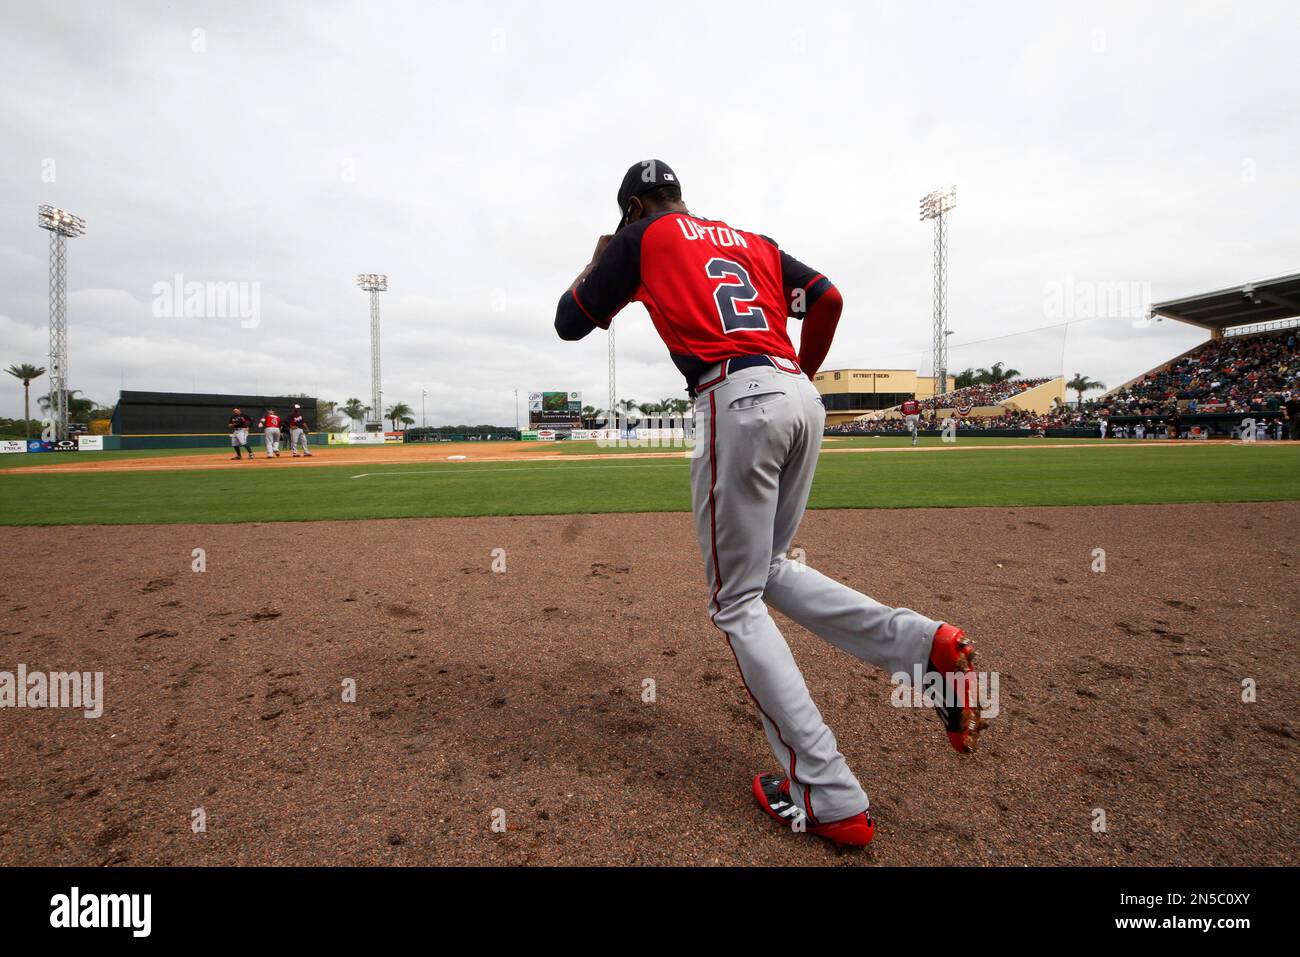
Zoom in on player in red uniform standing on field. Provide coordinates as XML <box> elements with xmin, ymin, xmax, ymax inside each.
<box><xmin>258</xmin><ymin>408</ymin><xmax>282</xmax><ymax>458</ymax></box>
<box><xmin>900</xmin><ymin>397</ymin><xmax>922</xmax><ymax>446</ymax></box>
<box><xmin>555</xmin><ymin>160</ymin><xmax>987</xmax><ymax>848</ymax></box>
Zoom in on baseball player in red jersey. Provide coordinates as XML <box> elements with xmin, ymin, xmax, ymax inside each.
<box><xmin>556</xmin><ymin>160</ymin><xmax>986</xmax><ymax>848</ymax></box>
<box><xmin>258</xmin><ymin>409</ymin><xmax>282</xmax><ymax>458</ymax></box>
<box><xmin>900</xmin><ymin>397</ymin><xmax>922</xmax><ymax>445</ymax></box>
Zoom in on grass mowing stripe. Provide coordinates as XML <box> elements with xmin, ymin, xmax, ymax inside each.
<box><xmin>0</xmin><ymin>443</ymin><xmax>1296</xmax><ymax>525</ymax></box>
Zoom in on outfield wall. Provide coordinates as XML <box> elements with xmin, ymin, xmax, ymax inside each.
<box><xmin>114</xmin><ymin>433</ymin><xmax>326</xmax><ymax>450</ymax></box>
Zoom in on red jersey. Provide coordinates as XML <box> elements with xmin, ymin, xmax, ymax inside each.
<box><xmin>261</xmin><ymin>412</ymin><xmax>281</xmax><ymax>428</ymax></box>
<box><xmin>900</xmin><ymin>400</ymin><xmax>921</xmax><ymax>416</ymax></box>
<box><xmin>556</xmin><ymin>211</ymin><xmax>834</xmax><ymax>387</ymax></box>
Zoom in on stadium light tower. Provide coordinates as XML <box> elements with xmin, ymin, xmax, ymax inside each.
<box><xmin>608</xmin><ymin>326</ymin><xmax>616</xmax><ymax>431</ymax></box>
<box><xmin>919</xmin><ymin>186</ymin><xmax>956</xmax><ymax>397</ymax></box>
<box><xmin>355</xmin><ymin>274</ymin><xmax>388</xmax><ymax>428</ymax></box>
<box><xmin>38</xmin><ymin>205</ymin><xmax>86</xmax><ymax>441</ymax></box>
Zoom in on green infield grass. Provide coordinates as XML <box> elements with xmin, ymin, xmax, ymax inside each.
<box><xmin>0</xmin><ymin>441</ymin><xmax>1297</xmax><ymax>525</ymax></box>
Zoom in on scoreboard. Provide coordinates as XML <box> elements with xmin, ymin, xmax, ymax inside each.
<box><xmin>528</xmin><ymin>391</ymin><xmax>581</xmax><ymax>427</ymax></box>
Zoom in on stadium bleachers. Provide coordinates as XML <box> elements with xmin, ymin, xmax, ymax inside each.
<box><xmin>919</xmin><ymin>377</ymin><xmax>1053</xmax><ymax>412</ymax></box>
<box><xmin>1093</xmin><ymin>327</ymin><xmax>1298</xmax><ymax>416</ymax></box>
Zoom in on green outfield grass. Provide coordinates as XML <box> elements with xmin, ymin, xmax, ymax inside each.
<box><xmin>0</xmin><ymin>441</ymin><xmax>1297</xmax><ymax>525</ymax></box>
<box><xmin>0</xmin><ymin>446</ymin><xmax>220</xmax><ymax>470</ymax></box>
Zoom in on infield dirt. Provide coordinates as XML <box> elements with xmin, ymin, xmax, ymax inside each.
<box><xmin>1</xmin><ymin>502</ymin><xmax>1296</xmax><ymax>865</ymax></box>
<box><xmin>1</xmin><ymin>437</ymin><xmax>1210</xmax><ymax>475</ymax></box>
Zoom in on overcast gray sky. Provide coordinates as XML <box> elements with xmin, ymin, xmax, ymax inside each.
<box><xmin>2</xmin><ymin>0</ymin><xmax>1297</xmax><ymax>424</ymax></box>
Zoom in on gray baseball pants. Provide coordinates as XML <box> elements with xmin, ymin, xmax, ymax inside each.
<box><xmin>691</xmin><ymin>362</ymin><xmax>941</xmax><ymax>824</ymax></box>
<box><xmin>264</xmin><ymin>426</ymin><xmax>281</xmax><ymax>455</ymax></box>
<box><xmin>290</xmin><ymin>427</ymin><xmax>310</xmax><ymax>454</ymax></box>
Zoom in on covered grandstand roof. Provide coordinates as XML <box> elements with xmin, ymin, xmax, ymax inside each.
<box><xmin>1148</xmin><ymin>272</ymin><xmax>1300</xmax><ymax>332</ymax></box>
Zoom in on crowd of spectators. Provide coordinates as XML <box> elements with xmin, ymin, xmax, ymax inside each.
<box><xmin>827</xmin><ymin>407</ymin><xmax>1058</xmax><ymax>435</ymax></box>
<box><xmin>829</xmin><ymin>329</ymin><xmax>1299</xmax><ymax>438</ymax></box>
<box><xmin>1089</xmin><ymin>328</ymin><xmax>1298</xmax><ymax>417</ymax></box>
<box><xmin>919</xmin><ymin>377</ymin><xmax>1053</xmax><ymax>412</ymax></box>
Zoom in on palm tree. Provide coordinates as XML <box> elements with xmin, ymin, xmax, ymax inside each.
<box><xmin>400</xmin><ymin>415</ymin><xmax>415</xmax><ymax>429</ymax></box>
<box><xmin>640</xmin><ymin>401</ymin><xmax>662</xmax><ymax>417</ymax></box>
<box><xmin>667</xmin><ymin>397</ymin><xmax>692</xmax><ymax>425</ymax></box>
<box><xmin>5</xmin><ymin>364</ymin><xmax>45</xmax><ymax>439</ymax></box>
<box><xmin>385</xmin><ymin>401</ymin><xmax>413</xmax><ymax>431</ymax></box>
<box><xmin>614</xmin><ymin>398</ymin><xmax>639</xmax><ymax>426</ymax></box>
<box><xmin>37</xmin><ymin>388</ymin><xmax>100</xmax><ymax>425</ymax></box>
<box><xmin>1066</xmin><ymin>373</ymin><xmax>1106</xmax><ymax>406</ymax></box>
<box><xmin>954</xmin><ymin>368</ymin><xmax>979</xmax><ymax>389</ymax></box>
<box><xmin>975</xmin><ymin>362</ymin><xmax>1021</xmax><ymax>384</ymax></box>
<box><xmin>317</xmin><ymin>399</ymin><xmax>346</xmax><ymax>431</ymax></box>
<box><xmin>341</xmin><ymin>398</ymin><xmax>368</xmax><ymax>428</ymax></box>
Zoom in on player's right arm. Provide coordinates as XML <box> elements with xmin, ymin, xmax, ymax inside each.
<box><xmin>554</xmin><ymin>221</ymin><xmax>647</xmax><ymax>341</ymax></box>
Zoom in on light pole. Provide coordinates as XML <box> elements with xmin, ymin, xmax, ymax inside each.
<box><xmin>608</xmin><ymin>326</ymin><xmax>616</xmax><ymax>432</ymax></box>
<box><xmin>421</xmin><ymin>389</ymin><xmax>428</xmax><ymax>429</ymax></box>
<box><xmin>919</xmin><ymin>186</ymin><xmax>956</xmax><ymax>400</ymax></box>
<box><xmin>38</xmin><ymin>205</ymin><xmax>86</xmax><ymax>441</ymax></box>
<box><xmin>355</xmin><ymin>273</ymin><xmax>388</xmax><ymax>429</ymax></box>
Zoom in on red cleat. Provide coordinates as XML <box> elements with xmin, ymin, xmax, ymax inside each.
<box><xmin>752</xmin><ymin>774</ymin><xmax>875</xmax><ymax>848</ymax></box>
<box><xmin>927</xmin><ymin>623</ymin><xmax>986</xmax><ymax>753</ymax></box>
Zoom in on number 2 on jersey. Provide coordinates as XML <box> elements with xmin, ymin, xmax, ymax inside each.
<box><xmin>705</xmin><ymin>258</ymin><xmax>769</xmax><ymax>333</ymax></box>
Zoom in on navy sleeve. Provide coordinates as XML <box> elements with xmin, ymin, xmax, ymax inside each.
<box><xmin>779</xmin><ymin>250</ymin><xmax>834</xmax><ymax>318</ymax></box>
<box><xmin>555</xmin><ymin>220</ymin><xmax>648</xmax><ymax>340</ymax></box>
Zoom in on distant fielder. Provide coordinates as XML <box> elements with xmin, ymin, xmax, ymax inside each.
<box><xmin>228</xmin><ymin>407</ymin><xmax>254</xmax><ymax>460</ymax></box>
<box><xmin>900</xmin><ymin>396</ymin><xmax>922</xmax><ymax>446</ymax></box>
<box><xmin>287</xmin><ymin>404</ymin><xmax>312</xmax><ymax>457</ymax></box>
<box><xmin>555</xmin><ymin>159</ymin><xmax>986</xmax><ymax>848</ymax></box>
<box><xmin>258</xmin><ymin>408</ymin><xmax>282</xmax><ymax>458</ymax></box>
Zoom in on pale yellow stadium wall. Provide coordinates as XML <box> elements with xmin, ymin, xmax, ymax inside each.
<box><xmin>998</xmin><ymin>376</ymin><xmax>1067</xmax><ymax>414</ymax></box>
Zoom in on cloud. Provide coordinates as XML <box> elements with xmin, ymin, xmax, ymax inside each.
<box><xmin>2</xmin><ymin>1</ymin><xmax>1297</xmax><ymax>423</ymax></box>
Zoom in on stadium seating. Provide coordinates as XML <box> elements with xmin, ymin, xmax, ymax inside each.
<box><xmin>1089</xmin><ymin>327</ymin><xmax>1298</xmax><ymax>416</ymax></box>
<box><xmin>920</xmin><ymin>377</ymin><xmax>1053</xmax><ymax>412</ymax></box>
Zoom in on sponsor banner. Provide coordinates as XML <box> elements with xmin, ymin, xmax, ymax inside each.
<box><xmin>25</xmin><ymin>440</ymin><xmax>51</xmax><ymax>453</ymax></box>
<box><xmin>77</xmin><ymin>435</ymin><xmax>104</xmax><ymax>451</ymax></box>
<box><xmin>634</xmin><ymin>428</ymin><xmax>686</xmax><ymax>440</ymax></box>
<box><xmin>0</xmin><ymin>440</ymin><xmax>26</xmax><ymax>454</ymax></box>
<box><xmin>329</xmin><ymin>432</ymin><xmax>386</xmax><ymax>446</ymax></box>
<box><xmin>536</xmin><ymin>429</ymin><xmax>557</xmax><ymax>442</ymax></box>
<box><xmin>519</xmin><ymin>430</ymin><xmax>538</xmax><ymax>441</ymax></box>
<box><xmin>571</xmin><ymin>429</ymin><xmax>622</xmax><ymax>442</ymax></box>
<box><xmin>49</xmin><ymin>438</ymin><xmax>80</xmax><ymax>453</ymax></box>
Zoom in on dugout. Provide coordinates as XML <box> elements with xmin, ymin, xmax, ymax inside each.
<box><xmin>111</xmin><ymin>391</ymin><xmax>322</xmax><ymax>449</ymax></box>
